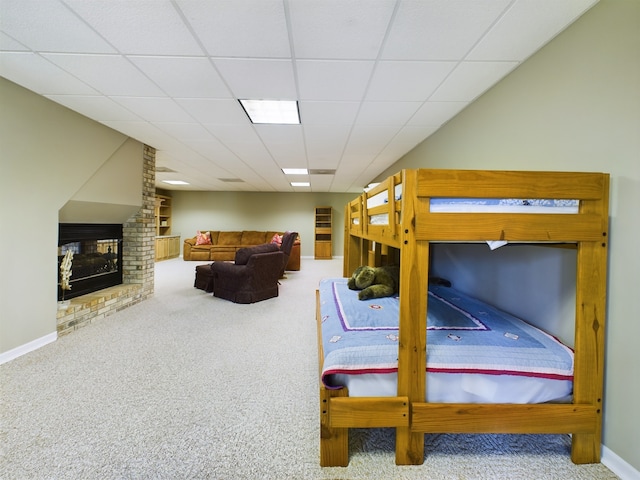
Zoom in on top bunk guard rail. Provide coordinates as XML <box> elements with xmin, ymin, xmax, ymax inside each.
<box><xmin>347</xmin><ymin>169</ymin><xmax>609</xmax><ymax>245</ymax></box>
<box><xmin>416</xmin><ymin>169</ymin><xmax>608</xmax><ymax>243</ymax></box>
<box><xmin>347</xmin><ymin>172</ymin><xmax>403</xmax><ymax>247</ymax></box>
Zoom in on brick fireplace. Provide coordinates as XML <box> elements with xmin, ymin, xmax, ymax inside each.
<box><xmin>57</xmin><ymin>145</ymin><xmax>157</xmax><ymax>335</ymax></box>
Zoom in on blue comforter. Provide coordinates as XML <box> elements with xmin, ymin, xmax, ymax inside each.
<box><xmin>319</xmin><ymin>279</ymin><xmax>574</xmax><ymax>388</ymax></box>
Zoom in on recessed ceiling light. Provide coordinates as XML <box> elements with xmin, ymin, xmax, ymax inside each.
<box><xmin>218</xmin><ymin>178</ymin><xmax>245</xmax><ymax>183</ymax></box>
<box><xmin>282</xmin><ymin>168</ymin><xmax>308</xmax><ymax>175</ymax></box>
<box><xmin>239</xmin><ymin>99</ymin><xmax>300</xmax><ymax>125</ymax></box>
<box><xmin>162</xmin><ymin>180</ymin><xmax>189</xmax><ymax>185</ymax></box>
<box><xmin>291</xmin><ymin>182</ymin><xmax>310</xmax><ymax>187</ymax></box>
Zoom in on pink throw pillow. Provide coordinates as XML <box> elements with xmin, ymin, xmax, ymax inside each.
<box><xmin>195</xmin><ymin>230</ymin><xmax>212</xmax><ymax>245</ymax></box>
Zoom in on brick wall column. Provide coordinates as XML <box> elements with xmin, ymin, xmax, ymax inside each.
<box><xmin>122</xmin><ymin>144</ymin><xmax>155</xmax><ymax>297</ymax></box>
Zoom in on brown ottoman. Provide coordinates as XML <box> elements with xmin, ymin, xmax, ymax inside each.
<box><xmin>194</xmin><ymin>264</ymin><xmax>214</xmax><ymax>292</ymax></box>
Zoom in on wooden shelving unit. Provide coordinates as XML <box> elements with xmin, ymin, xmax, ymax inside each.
<box><xmin>314</xmin><ymin>206</ymin><xmax>332</xmax><ymax>259</ymax></box>
<box><xmin>154</xmin><ymin>194</ymin><xmax>180</xmax><ymax>261</ymax></box>
<box><xmin>155</xmin><ymin>195</ymin><xmax>172</xmax><ymax>237</ymax></box>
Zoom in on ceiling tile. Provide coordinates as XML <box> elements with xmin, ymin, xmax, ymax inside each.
<box><xmin>333</xmin><ymin>156</ymin><xmax>376</xmax><ymax>190</ymax></box>
<box><xmin>152</xmin><ymin>122</ymin><xmax>215</xmax><ymax>141</ymax></box>
<box><xmin>129</xmin><ymin>56</ymin><xmax>230</xmax><ymax>98</ymax></box>
<box><xmin>378</xmin><ymin>126</ymin><xmax>439</xmax><ymax>155</ymax></box>
<box><xmin>408</xmin><ymin>101</ymin><xmax>469</xmax><ymax>126</ymax></box>
<box><xmin>296</xmin><ymin>60</ymin><xmax>375</xmax><ymax>101</ymax></box>
<box><xmin>204</xmin><ymin>124</ymin><xmax>262</xmax><ymax>144</ymax></box>
<box><xmin>41</xmin><ymin>53</ymin><xmax>165</xmax><ymax>96</ymax></box>
<box><xmin>44</xmin><ymin>95</ymin><xmax>142</xmax><ymax>122</ymax></box>
<box><xmin>430</xmin><ymin>61</ymin><xmax>519</xmax><ymax>102</ymax></box>
<box><xmin>0</xmin><ymin>0</ymin><xmax>117</xmax><ymax>53</ymax></box>
<box><xmin>0</xmin><ymin>32</ymin><xmax>29</xmax><ymax>51</ymax></box>
<box><xmin>356</xmin><ymin>101</ymin><xmax>422</xmax><ymax>126</ymax></box>
<box><xmin>254</xmin><ymin>124</ymin><xmax>304</xmax><ymax>145</ymax></box>
<box><xmin>175</xmin><ymin>0</ymin><xmax>290</xmax><ymax>58</ymax></box>
<box><xmin>288</xmin><ymin>0</ymin><xmax>395</xmax><ymax>59</ymax></box>
<box><xmin>185</xmin><ymin>139</ymin><xmax>236</xmax><ymax>161</ymax></box>
<box><xmin>64</xmin><ymin>0</ymin><xmax>203</xmax><ymax>55</ymax></box>
<box><xmin>100</xmin><ymin>120</ymin><xmax>168</xmax><ymax>146</ymax></box>
<box><xmin>307</xmin><ymin>175</ymin><xmax>336</xmax><ymax>192</ymax></box>
<box><xmin>213</xmin><ymin>58</ymin><xmax>297</xmax><ymax>99</ymax></box>
<box><xmin>110</xmin><ymin>97</ymin><xmax>194</xmax><ymax>123</ymax></box>
<box><xmin>468</xmin><ymin>0</ymin><xmax>599</xmax><ymax>61</ymax></box>
<box><xmin>298</xmin><ymin>101</ymin><xmax>360</xmax><ymax>125</ymax></box>
<box><xmin>365</xmin><ymin>61</ymin><xmax>456</xmax><ymax>101</ymax></box>
<box><xmin>205</xmin><ymin>124</ymin><xmax>274</xmax><ymax>163</ymax></box>
<box><xmin>174</xmin><ymin>98</ymin><xmax>249</xmax><ymax>125</ymax></box>
<box><xmin>255</xmin><ymin>125</ymin><xmax>306</xmax><ymax>166</ymax></box>
<box><xmin>303</xmin><ymin>125</ymin><xmax>350</xmax><ymax>163</ymax></box>
<box><xmin>381</xmin><ymin>0</ymin><xmax>512</xmax><ymax>60</ymax></box>
<box><xmin>0</xmin><ymin>52</ymin><xmax>100</xmax><ymax>95</ymax></box>
<box><xmin>344</xmin><ymin>125</ymin><xmax>402</xmax><ymax>156</ymax></box>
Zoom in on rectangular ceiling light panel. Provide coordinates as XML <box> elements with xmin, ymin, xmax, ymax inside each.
<box><xmin>162</xmin><ymin>180</ymin><xmax>189</xmax><ymax>185</ymax></box>
<box><xmin>282</xmin><ymin>168</ymin><xmax>308</xmax><ymax>175</ymax></box>
<box><xmin>239</xmin><ymin>99</ymin><xmax>300</xmax><ymax>124</ymax></box>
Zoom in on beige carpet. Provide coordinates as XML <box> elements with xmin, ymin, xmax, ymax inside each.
<box><xmin>0</xmin><ymin>257</ymin><xmax>618</xmax><ymax>479</ymax></box>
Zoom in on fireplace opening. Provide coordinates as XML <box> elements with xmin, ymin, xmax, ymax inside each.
<box><xmin>58</xmin><ymin>223</ymin><xmax>123</xmax><ymax>300</ymax></box>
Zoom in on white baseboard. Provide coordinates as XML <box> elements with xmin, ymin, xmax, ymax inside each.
<box><xmin>602</xmin><ymin>445</ymin><xmax>640</xmax><ymax>480</ymax></box>
<box><xmin>0</xmin><ymin>332</ymin><xmax>57</xmax><ymax>365</ymax></box>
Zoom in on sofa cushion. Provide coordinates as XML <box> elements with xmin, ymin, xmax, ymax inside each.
<box><xmin>242</xmin><ymin>230</ymin><xmax>268</xmax><ymax>245</ymax></box>
<box><xmin>234</xmin><ymin>243</ymin><xmax>279</xmax><ymax>265</ymax></box>
<box><xmin>218</xmin><ymin>231</ymin><xmax>242</xmax><ymax>245</ymax></box>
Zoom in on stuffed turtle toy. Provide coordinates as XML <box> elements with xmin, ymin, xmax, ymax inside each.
<box><xmin>347</xmin><ymin>265</ymin><xmax>400</xmax><ymax>300</ymax></box>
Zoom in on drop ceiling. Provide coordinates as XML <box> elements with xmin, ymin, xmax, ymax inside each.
<box><xmin>0</xmin><ymin>0</ymin><xmax>598</xmax><ymax>193</ymax></box>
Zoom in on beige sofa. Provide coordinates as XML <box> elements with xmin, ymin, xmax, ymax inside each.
<box><xmin>183</xmin><ymin>230</ymin><xmax>300</xmax><ymax>270</ymax></box>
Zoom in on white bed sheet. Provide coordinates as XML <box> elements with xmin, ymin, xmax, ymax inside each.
<box><xmin>330</xmin><ymin>371</ymin><xmax>572</xmax><ymax>403</ymax></box>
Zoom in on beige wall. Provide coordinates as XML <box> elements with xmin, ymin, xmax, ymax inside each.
<box><xmin>0</xmin><ymin>78</ymin><xmax>143</xmax><ymax>355</ymax></box>
<box><xmin>376</xmin><ymin>0</ymin><xmax>640</xmax><ymax>471</ymax></box>
<box><xmin>170</xmin><ymin>190</ymin><xmax>356</xmax><ymax>258</ymax></box>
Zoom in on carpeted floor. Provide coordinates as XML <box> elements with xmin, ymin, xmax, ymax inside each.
<box><xmin>0</xmin><ymin>257</ymin><xmax>619</xmax><ymax>479</ymax></box>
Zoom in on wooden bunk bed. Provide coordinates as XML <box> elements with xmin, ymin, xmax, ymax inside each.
<box><xmin>317</xmin><ymin>168</ymin><xmax>609</xmax><ymax>467</ymax></box>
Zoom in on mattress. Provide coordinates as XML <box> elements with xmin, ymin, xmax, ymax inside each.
<box><xmin>360</xmin><ymin>186</ymin><xmax>579</xmax><ymax>226</ymax></box>
<box><xmin>319</xmin><ymin>279</ymin><xmax>574</xmax><ymax>403</ymax></box>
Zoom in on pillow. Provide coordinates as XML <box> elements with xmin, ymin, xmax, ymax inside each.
<box><xmin>235</xmin><ymin>243</ymin><xmax>279</xmax><ymax>265</ymax></box>
<box><xmin>195</xmin><ymin>230</ymin><xmax>212</xmax><ymax>245</ymax></box>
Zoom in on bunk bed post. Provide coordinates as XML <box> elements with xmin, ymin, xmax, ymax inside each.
<box><xmin>343</xmin><ymin>203</ymin><xmax>364</xmax><ymax>277</ymax></box>
<box><xmin>395</xmin><ymin>169</ymin><xmax>429</xmax><ymax>465</ymax></box>
<box><xmin>319</xmin><ymin>385</ymin><xmax>349</xmax><ymax>466</ymax></box>
<box><xmin>571</xmin><ymin>174</ymin><xmax>609</xmax><ymax>464</ymax></box>
<box><xmin>317</xmin><ymin>288</ymin><xmax>349</xmax><ymax>466</ymax></box>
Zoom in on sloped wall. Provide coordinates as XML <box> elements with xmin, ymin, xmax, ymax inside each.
<box><xmin>0</xmin><ymin>77</ymin><xmax>150</xmax><ymax>356</ymax></box>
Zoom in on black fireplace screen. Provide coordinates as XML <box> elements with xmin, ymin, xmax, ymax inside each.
<box><xmin>58</xmin><ymin>223</ymin><xmax>123</xmax><ymax>300</ymax></box>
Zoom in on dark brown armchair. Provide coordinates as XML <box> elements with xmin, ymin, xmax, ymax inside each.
<box><xmin>279</xmin><ymin>231</ymin><xmax>298</xmax><ymax>277</ymax></box>
<box><xmin>211</xmin><ymin>243</ymin><xmax>284</xmax><ymax>304</ymax></box>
